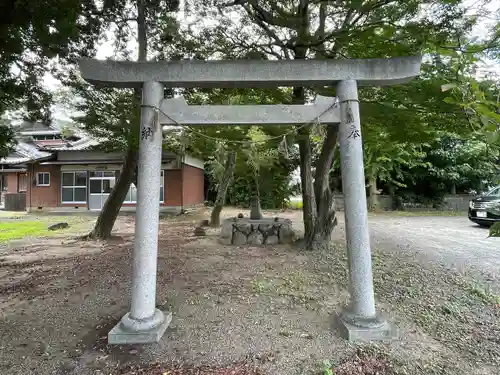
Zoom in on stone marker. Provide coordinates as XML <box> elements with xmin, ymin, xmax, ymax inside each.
<box><xmin>48</xmin><ymin>222</ymin><xmax>69</xmax><ymax>231</ymax></box>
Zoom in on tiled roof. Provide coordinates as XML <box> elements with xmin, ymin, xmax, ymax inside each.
<box><xmin>38</xmin><ymin>136</ymin><xmax>101</xmax><ymax>151</ymax></box>
<box><xmin>0</xmin><ymin>142</ymin><xmax>52</xmax><ymax>165</ymax></box>
<box><xmin>33</xmin><ymin>139</ymin><xmax>68</xmax><ymax>148</ymax></box>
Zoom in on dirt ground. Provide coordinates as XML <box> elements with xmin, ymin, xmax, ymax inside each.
<box><xmin>0</xmin><ymin>209</ymin><xmax>499</xmax><ymax>375</ymax></box>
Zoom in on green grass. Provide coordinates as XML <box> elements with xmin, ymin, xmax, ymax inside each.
<box><xmin>286</xmin><ymin>200</ymin><xmax>303</xmax><ymax>210</ymax></box>
<box><xmin>0</xmin><ymin>220</ymin><xmax>50</xmax><ymax>242</ymax></box>
<box><xmin>0</xmin><ymin>216</ymin><xmax>89</xmax><ymax>242</ymax></box>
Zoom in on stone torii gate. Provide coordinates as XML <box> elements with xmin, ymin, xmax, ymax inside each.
<box><xmin>79</xmin><ymin>56</ymin><xmax>421</xmax><ymax>344</ymax></box>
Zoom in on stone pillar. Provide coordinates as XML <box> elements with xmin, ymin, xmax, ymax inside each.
<box><xmin>108</xmin><ymin>81</ymin><xmax>172</xmax><ymax>344</ymax></box>
<box><xmin>336</xmin><ymin>80</ymin><xmax>392</xmax><ymax>341</ymax></box>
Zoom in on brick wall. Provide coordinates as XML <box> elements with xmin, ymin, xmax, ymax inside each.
<box><xmin>27</xmin><ymin>164</ymin><xmax>60</xmax><ymax>209</ymax></box>
<box><xmin>182</xmin><ymin>164</ymin><xmax>204</xmax><ymax>206</ymax></box>
<box><xmin>164</xmin><ymin>170</ymin><xmax>182</xmax><ymax>207</ymax></box>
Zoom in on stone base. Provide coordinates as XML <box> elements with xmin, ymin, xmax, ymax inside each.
<box><xmin>335</xmin><ymin>312</ymin><xmax>396</xmax><ymax>342</ymax></box>
<box><xmin>108</xmin><ymin>310</ymin><xmax>172</xmax><ymax>345</ymax></box>
<box><xmin>220</xmin><ymin>217</ymin><xmax>296</xmax><ymax>245</ymax></box>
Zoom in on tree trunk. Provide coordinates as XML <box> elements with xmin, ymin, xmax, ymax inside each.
<box><xmin>307</xmin><ymin>123</ymin><xmax>339</xmax><ymax>249</ymax></box>
<box><xmin>210</xmin><ymin>151</ymin><xmax>237</xmax><ymax>226</ymax></box>
<box><xmin>86</xmin><ymin>0</ymin><xmax>147</xmax><ymax>240</ymax></box>
<box><xmin>368</xmin><ymin>176</ymin><xmax>379</xmax><ymax>211</ymax></box>
<box><xmin>293</xmin><ymin>87</ymin><xmax>317</xmax><ymax>241</ymax></box>
<box><xmin>87</xmin><ymin>148</ymin><xmax>139</xmax><ymax>239</ymax></box>
<box><xmin>249</xmin><ymin>172</ymin><xmax>263</xmax><ymax>219</ymax></box>
<box><xmin>450</xmin><ymin>184</ymin><xmax>456</xmax><ymax>195</ymax></box>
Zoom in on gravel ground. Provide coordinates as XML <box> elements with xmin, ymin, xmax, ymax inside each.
<box><xmin>0</xmin><ymin>209</ymin><xmax>499</xmax><ymax>375</ymax></box>
<box><xmin>365</xmin><ymin>215</ymin><xmax>498</xmax><ymax>277</ymax></box>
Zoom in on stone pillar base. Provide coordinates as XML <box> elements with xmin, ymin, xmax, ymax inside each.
<box><xmin>335</xmin><ymin>311</ymin><xmax>397</xmax><ymax>342</ymax></box>
<box><xmin>108</xmin><ymin>309</ymin><xmax>172</xmax><ymax>345</ymax></box>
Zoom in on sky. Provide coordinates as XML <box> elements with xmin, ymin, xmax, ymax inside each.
<box><xmin>47</xmin><ymin>0</ymin><xmax>499</xmax><ymax>121</ymax></box>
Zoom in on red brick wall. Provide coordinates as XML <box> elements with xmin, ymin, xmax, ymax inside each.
<box><xmin>27</xmin><ymin>164</ymin><xmax>60</xmax><ymax>208</ymax></box>
<box><xmin>182</xmin><ymin>164</ymin><xmax>204</xmax><ymax>206</ymax></box>
<box><xmin>164</xmin><ymin>170</ymin><xmax>182</xmax><ymax>206</ymax></box>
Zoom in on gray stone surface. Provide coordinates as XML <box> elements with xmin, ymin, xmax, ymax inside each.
<box><xmin>220</xmin><ymin>217</ymin><xmax>296</xmax><ymax>246</ymax></box>
<box><xmin>247</xmin><ymin>231</ymin><xmax>264</xmax><ymax>245</ymax></box>
<box><xmin>108</xmin><ymin>311</ymin><xmax>172</xmax><ymax>344</ymax></box>
<box><xmin>220</xmin><ymin>224</ymin><xmax>233</xmax><ymax>240</ymax></box>
<box><xmin>232</xmin><ymin>231</ymin><xmax>248</xmax><ymax>246</ymax></box>
<box><xmin>220</xmin><ymin>236</ymin><xmax>232</xmax><ymax>246</ymax></box>
<box><xmin>337</xmin><ymin>80</ymin><xmax>377</xmax><ymax>319</ymax></box>
<box><xmin>159</xmin><ymin>95</ymin><xmax>339</xmax><ymax>126</ymax></box>
<box><xmin>334</xmin><ymin>313</ymin><xmax>395</xmax><ymax>342</ymax></box>
<box><xmin>265</xmin><ymin>235</ymin><xmax>279</xmax><ymax>245</ymax></box>
<box><xmin>129</xmin><ymin>81</ymin><xmax>165</xmax><ymax>322</ymax></box>
<box><xmin>79</xmin><ymin>55</ymin><xmax>421</xmax><ymax>88</ymax></box>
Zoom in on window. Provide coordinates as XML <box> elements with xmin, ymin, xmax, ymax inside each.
<box><xmin>18</xmin><ymin>174</ymin><xmax>28</xmax><ymax>192</ymax></box>
<box><xmin>61</xmin><ymin>171</ymin><xmax>87</xmax><ymax>203</ymax></box>
<box><xmin>36</xmin><ymin>172</ymin><xmax>50</xmax><ymax>186</ymax></box>
<box><xmin>0</xmin><ymin>175</ymin><xmax>7</xmax><ymax>191</ymax></box>
<box><xmin>486</xmin><ymin>186</ymin><xmax>500</xmax><ymax>197</ymax></box>
<box><xmin>124</xmin><ymin>170</ymin><xmax>164</xmax><ymax>203</ymax></box>
<box><xmin>89</xmin><ymin>171</ymin><xmax>115</xmax><ymax>178</ymax></box>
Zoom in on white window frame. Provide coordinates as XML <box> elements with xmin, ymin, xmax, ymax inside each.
<box><xmin>124</xmin><ymin>170</ymin><xmax>164</xmax><ymax>203</ymax></box>
<box><xmin>36</xmin><ymin>172</ymin><xmax>50</xmax><ymax>187</ymax></box>
<box><xmin>61</xmin><ymin>171</ymin><xmax>88</xmax><ymax>204</ymax></box>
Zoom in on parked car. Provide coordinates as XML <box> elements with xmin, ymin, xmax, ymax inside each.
<box><xmin>468</xmin><ymin>186</ymin><xmax>500</xmax><ymax>226</ymax></box>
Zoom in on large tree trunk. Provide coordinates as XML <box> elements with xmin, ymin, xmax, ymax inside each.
<box><xmin>86</xmin><ymin>0</ymin><xmax>147</xmax><ymax>240</ymax></box>
<box><xmin>307</xmin><ymin>124</ymin><xmax>339</xmax><ymax>249</ymax></box>
<box><xmin>368</xmin><ymin>175</ymin><xmax>379</xmax><ymax>211</ymax></box>
<box><xmin>87</xmin><ymin>148</ymin><xmax>139</xmax><ymax>239</ymax></box>
<box><xmin>293</xmin><ymin>80</ymin><xmax>339</xmax><ymax>250</ymax></box>
<box><xmin>210</xmin><ymin>151</ymin><xmax>237</xmax><ymax>226</ymax></box>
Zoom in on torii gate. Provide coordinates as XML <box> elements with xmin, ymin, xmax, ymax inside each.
<box><xmin>79</xmin><ymin>55</ymin><xmax>421</xmax><ymax>344</ymax></box>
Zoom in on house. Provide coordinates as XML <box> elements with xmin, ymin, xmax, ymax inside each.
<box><xmin>0</xmin><ymin>122</ymin><xmax>205</xmax><ymax>212</ymax></box>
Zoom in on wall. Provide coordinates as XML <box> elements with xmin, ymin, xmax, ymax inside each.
<box><xmin>164</xmin><ymin>170</ymin><xmax>182</xmax><ymax>207</ymax></box>
<box><xmin>182</xmin><ymin>164</ymin><xmax>205</xmax><ymax>206</ymax></box>
<box><xmin>332</xmin><ymin>194</ymin><xmax>473</xmax><ymax>212</ymax></box>
<box><xmin>27</xmin><ymin>164</ymin><xmax>60</xmax><ymax>209</ymax></box>
<box><xmin>7</xmin><ymin>173</ymin><xmax>19</xmax><ymax>193</ymax></box>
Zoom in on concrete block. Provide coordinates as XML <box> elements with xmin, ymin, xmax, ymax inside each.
<box><xmin>334</xmin><ymin>312</ymin><xmax>397</xmax><ymax>342</ymax></box>
<box><xmin>108</xmin><ymin>311</ymin><xmax>172</xmax><ymax>345</ymax></box>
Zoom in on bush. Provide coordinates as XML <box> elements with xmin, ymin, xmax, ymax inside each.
<box><xmin>286</xmin><ymin>199</ymin><xmax>303</xmax><ymax>210</ymax></box>
<box><xmin>489</xmin><ymin>222</ymin><xmax>500</xmax><ymax>237</ymax></box>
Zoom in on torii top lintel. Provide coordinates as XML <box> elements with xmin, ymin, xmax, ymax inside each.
<box><xmin>79</xmin><ymin>55</ymin><xmax>421</xmax><ymax>89</ymax></box>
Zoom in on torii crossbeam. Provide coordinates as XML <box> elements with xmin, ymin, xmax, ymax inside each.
<box><xmin>79</xmin><ymin>55</ymin><xmax>421</xmax><ymax>345</ymax></box>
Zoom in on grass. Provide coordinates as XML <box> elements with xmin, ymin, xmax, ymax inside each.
<box><xmin>286</xmin><ymin>200</ymin><xmax>303</xmax><ymax>210</ymax></box>
<box><xmin>0</xmin><ymin>220</ymin><xmax>50</xmax><ymax>242</ymax></box>
<box><xmin>0</xmin><ymin>216</ymin><xmax>90</xmax><ymax>242</ymax></box>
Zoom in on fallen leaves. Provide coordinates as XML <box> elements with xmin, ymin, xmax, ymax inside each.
<box><xmin>119</xmin><ymin>362</ymin><xmax>264</xmax><ymax>375</ymax></box>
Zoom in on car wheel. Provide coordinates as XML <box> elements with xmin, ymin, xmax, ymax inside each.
<box><xmin>478</xmin><ymin>223</ymin><xmax>492</xmax><ymax>228</ymax></box>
